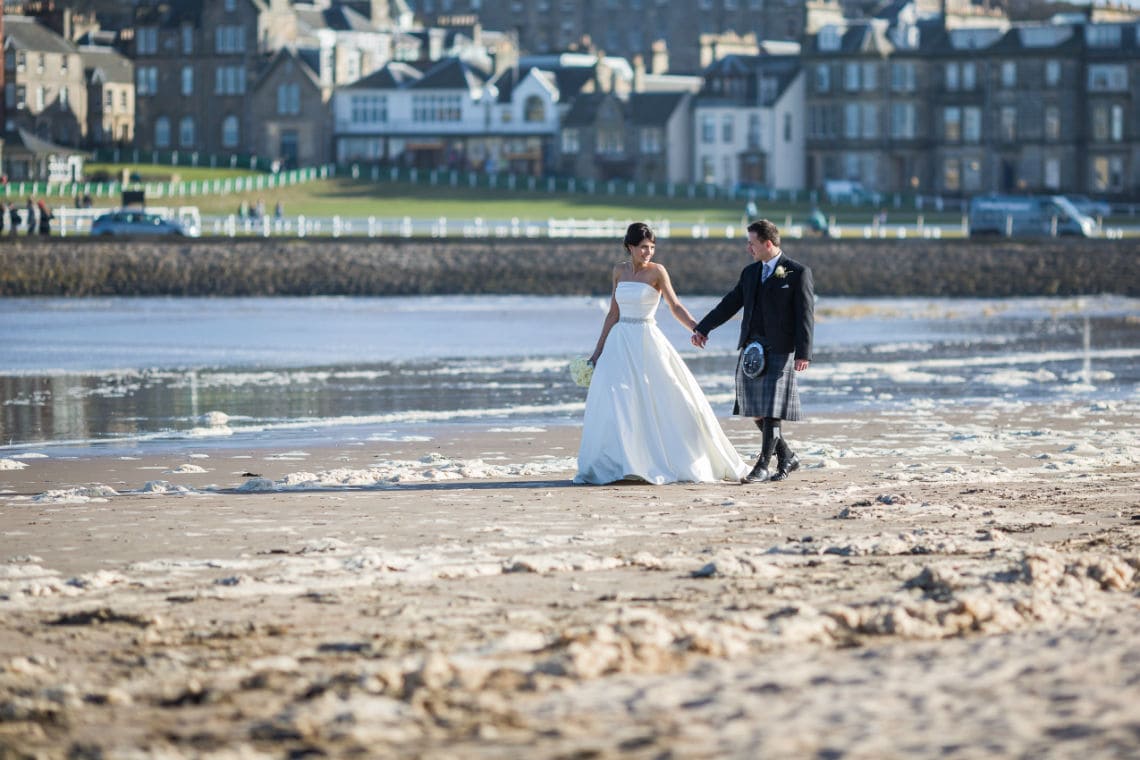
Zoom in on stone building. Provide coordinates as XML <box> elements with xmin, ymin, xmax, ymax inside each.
<box><xmin>80</xmin><ymin>43</ymin><xmax>133</xmax><ymax>147</ymax></box>
<box><xmin>2</xmin><ymin>14</ymin><xmax>87</xmax><ymax>146</ymax></box>
<box><xmin>414</xmin><ymin>0</ymin><xmax>844</xmax><ymax>75</ymax></box>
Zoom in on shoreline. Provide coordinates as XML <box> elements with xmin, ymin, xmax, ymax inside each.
<box><xmin>3</xmin><ymin>401</ymin><xmax>1139</xmax><ymax>756</ymax></box>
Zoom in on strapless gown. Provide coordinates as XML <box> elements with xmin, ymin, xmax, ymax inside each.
<box><xmin>575</xmin><ymin>281</ymin><xmax>748</xmax><ymax>485</ymax></box>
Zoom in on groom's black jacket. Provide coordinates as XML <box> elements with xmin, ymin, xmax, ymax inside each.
<box><xmin>695</xmin><ymin>255</ymin><xmax>814</xmax><ymax>361</ymax></box>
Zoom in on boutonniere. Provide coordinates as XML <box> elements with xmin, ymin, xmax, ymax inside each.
<box><xmin>774</xmin><ymin>265</ymin><xmax>788</xmax><ymax>279</ymax></box>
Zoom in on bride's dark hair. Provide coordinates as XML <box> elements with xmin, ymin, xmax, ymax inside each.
<box><xmin>623</xmin><ymin>222</ymin><xmax>655</xmax><ymax>249</ymax></box>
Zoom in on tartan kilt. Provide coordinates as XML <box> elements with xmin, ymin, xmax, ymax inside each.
<box><xmin>734</xmin><ymin>349</ymin><xmax>802</xmax><ymax>420</ymax></box>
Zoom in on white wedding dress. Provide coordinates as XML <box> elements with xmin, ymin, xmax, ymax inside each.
<box><xmin>575</xmin><ymin>281</ymin><xmax>749</xmax><ymax>485</ymax></box>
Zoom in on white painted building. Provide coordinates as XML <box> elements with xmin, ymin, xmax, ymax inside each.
<box><xmin>692</xmin><ymin>51</ymin><xmax>805</xmax><ymax>192</ymax></box>
<box><xmin>332</xmin><ymin>56</ymin><xmax>559</xmax><ymax>174</ymax></box>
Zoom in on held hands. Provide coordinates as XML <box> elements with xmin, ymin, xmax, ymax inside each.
<box><xmin>690</xmin><ymin>331</ymin><xmax>708</xmax><ymax>349</ymax></box>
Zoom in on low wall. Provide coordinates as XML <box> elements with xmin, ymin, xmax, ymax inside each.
<box><xmin>0</xmin><ymin>237</ymin><xmax>1136</xmax><ymax>297</ymax></box>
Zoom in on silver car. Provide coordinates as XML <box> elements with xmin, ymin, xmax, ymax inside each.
<box><xmin>90</xmin><ymin>210</ymin><xmax>195</xmax><ymax>237</ymax></box>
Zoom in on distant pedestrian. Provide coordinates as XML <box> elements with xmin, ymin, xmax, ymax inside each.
<box><xmin>25</xmin><ymin>198</ymin><xmax>36</xmax><ymax>235</ymax></box>
<box><xmin>0</xmin><ymin>202</ymin><xmax>6</xmax><ymax>237</ymax></box>
<box><xmin>9</xmin><ymin>202</ymin><xmax>20</xmax><ymax>235</ymax></box>
<box><xmin>37</xmin><ymin>200</ymin><xmax>53</xmax><ymax>236</ymax></box>
<box><xmin>274</xmin><ymin>200</ymin><xmax>284</xmax><ymax>220</ymax></box>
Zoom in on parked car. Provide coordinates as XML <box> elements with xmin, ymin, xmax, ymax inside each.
<box><xmin>823</xmin><ymin>179</ymin><xmax>871</xmax><ymax>205</ymax></box>
<box><xmin>1064</xmin><ymin>195</ymin><xmax>1112</xmax><ymax>219</ymax></box>
<box><xmin>90</xmin><ymin>209</ymin><xmax>196</xmax><ymax>237</ymax></box>
<box><xmin>967</xmin><ymin>194</ymin><xmax>1094</xmax><ymax>237</ymax></box>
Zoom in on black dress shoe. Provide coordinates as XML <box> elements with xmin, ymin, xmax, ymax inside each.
<box><xmin>744</xmin><ymin>462</ymin><xmax>770</xmax><ymax>483</ymax></box>
<box><xmin>769</xmin><ymin>453</ymin><xmax>800</xmax><ymax>482</ymax></box>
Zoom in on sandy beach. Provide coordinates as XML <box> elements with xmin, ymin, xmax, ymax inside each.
<box><xmin>2</xmin><ymin>400</ymin><xmax>1139</xmax><ymax>758</ymax></box>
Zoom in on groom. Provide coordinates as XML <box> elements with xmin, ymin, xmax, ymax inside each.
<box><xmin>691</xmin><ymin>219</ymin><xmax>814</xmax><ymax>483</ymax></box>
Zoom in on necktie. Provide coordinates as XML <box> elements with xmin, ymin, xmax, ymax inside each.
<box><xmin>761</xmin><ymin>263</ymin><xmax>770</xmax><ymax>282</ymax></box>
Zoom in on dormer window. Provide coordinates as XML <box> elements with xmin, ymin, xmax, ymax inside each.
<box><xmin>819</xmin><ymin>26</ymin><xmax>841</xmax><ymax>52</ymax></box>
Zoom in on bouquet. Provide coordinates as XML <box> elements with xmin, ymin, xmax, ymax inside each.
<box><xmin>569</xmin><ymin>357</ymin><xmax>594</xmax><ymax>388</ymax></box>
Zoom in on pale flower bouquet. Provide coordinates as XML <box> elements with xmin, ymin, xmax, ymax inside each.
<box><xmin>569</xmin><ymin>357</ymin><xmax>594</xmax><ymax>388</ymax></box>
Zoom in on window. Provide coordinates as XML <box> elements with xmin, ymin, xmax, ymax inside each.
<box><xmin>155</xmin><ymin>116</ymin><xmax>171</xmax><ymax>148</ymax></box>
<box><xmin>1045</xmin><ymin>60</ymin><xmax>1060</xmax><ymax>87</ymax></box>
<box><xmin>861</xmin><ymin>62</ymin><xmax>877</xmax><ymax>91</ymax></box>
<box><xmin>1111</xmin><ymin>104</ymin><xmax>1124</xmax><ymax>142</ymax></box>
<box><xmin>16</xmin><ymin>51</ymin><xmax>26</xmax><ymax>72</ymax></box>
<box><xmin>747</xmin><ymin>114</ymin><xmax>761</xmax><ymax>149</ymax></box>
<box><xmin>136</xmin><ymin>66</ymin><xmax>158</xmax><ymax>95</ymax></box>
<box><xmin>1001</xmin><ymin>61</ymin><xmax>1016</xmax><ymax>88</ymax></box>
<box><xmin>700</xmin><ymin>155</ymin><xmax>714</xmax><ymax>184</ymax></box>
<box><xmin>700</xmin><ymin>114</ymin><xmax>715</xmax><ymax>144</ymax></box>
<box><xmin>1000</xmin><ymin>106</ymin><xmax>1017</xmax><ymax>141</ymax></box>
<box><xmin>524</xmin><ymin>95</ymin><xmax>545</xmax><ymax>123</ymax></box>
<box><xmin>1086</xmin><ymin>24</ymin><xmax>1122</xmax><ymax>48</ymax></box>
<box><xmin>890</xmin><ymin>103</ymin><xmax>915</xmax><ymax>139</ymax></box>
<box><xmin>104</xmin><ymin>90</ymin><xmax>113</xmax><ymax>110</ymax></box>
<box><xmin>1091</xmin><ymin>155</ymin><xmax>1124</xmax><ymax>192</ymax></box>
<box><xmin>277</xmin><ymin>83</ymin><xmax>300</xmax><ymax>115</ymax></box>
<box><xmin>1045</xmin><ymin>106</ymin><xmax>1060</xmax><ymax>141</ymax></box>
<box><xmin>37</xmin><ymin>54</ymin><xmax>45</xmax><ymax>74</ymax></box>
<box><xmin>640</xmin><ymin>127</ymin><xmax>662</xmax><ymax>154</ymax></box>
<box><xmin>412</xmin><ymin>94</ymin><xmax>461</xmax><ymax>122</ymax></box>
<box><xmin>222</xmin><ymin>115</ymin><xmax>239</xmax><ymax>148</ymax></box>
<box><xmin>61</xmin><ymin>56</ymin><xmax>68</xmax><ymax>72</ymax></box>
<box><xmin>561</xmin><ymin>128</ymin><xmax>579</xmax><ymax>154</ymax></box>
<box><xmin>214</xmin><ymin>67</ymin><xmax>246</xmax><ymax>95</ymax></box>
<box><xmin>182</xmin><ymin>25</ymin><xmax>194</xmax><ymax>54</ymax></box>
<box><xmin>215</xmin><ymin>26</ymin><xmax>246</xmax><ymax>54</ymax></box>
<box><xmin>945</xmin><ymin>62</ymin><xmax>959</xmax><ymax>91</ymax></box>
<box><xmin>120</xmin><ymin>91</ymin><xmax>128</xmax><ymax>109</ymax></box>
<box><xmin>783</xmin><ymin>113</ymin><xmax>792</xmax><ymax>142</ymax></box>
<box><xmin>1088</xmin><ymin>64</ymin><xmax>1128</xmax><ymax>92</ymax></box>
<box><xmin>721</xmin><ymin>115</ymin><xmax>733</xmax><ymax>143</ymax></box>
<box><xmin>181</xmin><ymin>66</ymin><xmax>193</xmax><ymax>96</ymax></box>
<box><xmin>962</xmin><ymin>62</ymin><xmax>976</xmax><ymax>91</ymax></box>
<box><xmin>597</xmin><ymin>127</ymin><xmax>623</xmax><ymax>155</ymax></box>
<box><xmin>224</xmin><ymin>0</ymin><xmax>236</xmax><ymax>11</ymax></box>
<box><xmin>963</xmin><ymin>107</ymin><xmax>981</xmax><ymax>143</ymax></box>
<box><xmin>179</xmin><ymin>116</ymin><xmax>195</xmax><ymax>147</ymax></box>
<box><xmin>1044</xmin><ymin>157</ymin><xmax>1060</xmax><ymax>190</ymax></box>
<box><xmin>942</xmin><ymin>158</ymin><xmax>960</xmax><ymax>192</ymax></box>
<box><xmin>845</xmin><ymin>103</ymin><xmax>859</xmax><ymax>139</ymax></box>
<box><xmin>890</xmin><ymin>62</ymin><xmax>914</xmax><ymax>92</ymax></box>
<box><xmin>844</xmin><ymin>63</ymin><xmax>859</xmax><ymax>92</ymax></box>
<box><xmin>943</xmin><ymin>107</ymin><xmax>961</xmax><ymax>142</ymax></box>
<box><xmin>815</xmin><ymin>64</ymin><xmax>830</xmax><ymax>93</ymax></box>
<box><xmin>963</xmin><ymin>159</ymin><xmax>982</xmax><ymax>193</ymax></box>
<box><xmin>861</xmin><ymin>104</ymin><xmax>878</xmax><ymax>138</ymax></box>
<box><xmin>137</xmin><ymin>27</ymin><xmax>158</xmax><ymax>55</ymax></box>
<box><xmin>350</xmin><ymin>95</ymin><xmax>386</xmax><ymax>124</ymax></box>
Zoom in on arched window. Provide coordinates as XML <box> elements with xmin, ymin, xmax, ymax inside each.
<box><xmin>524</xmin><ymin>95</ymin><xmax>545</xmax><ymax>123</ymax></box>
<box><xmin>179</xmin><ymin>116</ymin><xmax>195</xmax><ymax>147</ymax></box>
<box><xmin>155</xmin><ymin>116</ymin><xmax>171</xmax><ymax>148</ymax></box>
<box><xmin>222</xmin><ymin>115</ymin><xmax>239</xmax><ymax>148</ymax></box>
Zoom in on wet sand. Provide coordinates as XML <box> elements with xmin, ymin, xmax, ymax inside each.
<box><xmin>2</xmin><ymin>401</ymin><xmax>1139</xmax><ymax>758</ymax></box>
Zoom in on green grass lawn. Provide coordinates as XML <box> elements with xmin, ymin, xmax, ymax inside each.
<box><xmin>81</xmin><ymin>163</ymin><xmax>968</xmax><ymax>232</ymax></box>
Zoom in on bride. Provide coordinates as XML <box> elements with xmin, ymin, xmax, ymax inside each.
<box><xmin>575</xmin><ymin>222</ymin><xmax>749</xmax><ymax>485</ymax></box>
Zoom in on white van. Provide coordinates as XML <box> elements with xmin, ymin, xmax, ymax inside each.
<box><xmin>824</xmin><ymin>179</ymin><xmax>869</xmax><ymax>204</ymax></box>
<box><xmin>967</xmin><ymin>195</ymin><xmax>1094</xmax><ymax>238</ymax></box>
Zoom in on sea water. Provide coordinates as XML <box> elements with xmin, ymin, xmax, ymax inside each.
<box><xmin>1</xmin><ymin>295</ymin><xmax>1137</xmax><ymax>454</ymax></box>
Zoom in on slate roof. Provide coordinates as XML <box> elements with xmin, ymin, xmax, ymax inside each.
<box><xmin>562</xmin><ymin>92</ymin><xmax>612</xmax><ymax>127</ymax></box>
<box><xmin>411</xmin><ymin>57</ymin><xmax>490</xmax><ymax>90</ymax></box>
<box><xmin>3</xmin><ymin>15</ymin><xmax>76</xmax><ymax>55</ymax></box>
<box><xmin>628</xmin><ymin>91</ymin><xmax>687</xmax><ymax>126</ymax></box>
<box><xmin>345</xmin><ymin>61</ymin><xmax>425</xmax><ymax>90</ymax></box>
<box><xmin>696</xmin><ymin>54</ymin><xmax>800</xmax><ymax>106</ymax></box>
<box><xmin>296</xmin><ymin>4</ymin><xmax>379</xmax><ymax>34</ymax></box>
<box><xmin>80</xmin><ymin>45</ymin><xmax>133</xmax><ymax>84</ymax></box>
